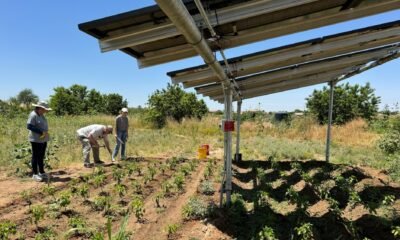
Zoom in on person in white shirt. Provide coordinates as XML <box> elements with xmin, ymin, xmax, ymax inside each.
<box><xmin>76</xmin><ymin>124</ymin><xmax>113</xmax><ymax>168</ymax></box>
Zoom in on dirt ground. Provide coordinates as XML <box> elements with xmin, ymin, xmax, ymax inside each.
<box><xmin>0</xmin><ymin>158</ymin><xmax>399</xmax><ymax>240</ymax></box>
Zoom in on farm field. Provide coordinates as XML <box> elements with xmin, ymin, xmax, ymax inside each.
<box><xmin>0</xmin><ymin>114</ymin><xmax>399</xmax><ymax>239</ymax></box>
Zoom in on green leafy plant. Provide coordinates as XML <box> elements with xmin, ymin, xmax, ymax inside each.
<box><xmin>258</xmin><ymin>226</ymin><xmax>278</xmax><ymax>240</ymax></box>
<box><xmin>42</xmin><ymin>184</ymin><xmax>56</xmax><ymax>201</ymax></box>
<box><xmin>77</xmin><ymin>183</ymin><xmax>90</xmax><ymax>200</ymax></box>
<box><xmin>378</xmin><ymin>130</ymin><xmax>400</xmax><ymax>154</ymax></box>
<box><xmin>127</xmin><ymin>163</ymin><xmax>138</xmax><ymax>177</ymax></box>
<box><xmin>147</xmin><ymin>165</ymin><xmax>157</xmax><ymax>180</ymax></box>
<box><xmin>348</xmin><ymin>189</ymin><xmax>362</xmax><ymax>208</ymax></box>
<box><xmin>34</xmin><ymin>227</ymin><xmax>55</xmax><ymax>240</ymax></box>
<box><xmin>131</xmin><ymin>181</ymin><xmax>142</xmax><ymax>194</ymax></box>
<box><xmin>112</xmin><ymin>167</ymin><xmax>125</xmax><ymax>184</ymax></box>
<box><xmin>290</xmin><ymin>162</ymin><xmax>302</xmax><ymax>173</ymax></box>
<box><xmin>174</xmin><ymin>173</ymin><xmax>185</xmax><ymax>191</ymax></box>
<box><xmin>114</xmin><ymin>183</ymin><xmax>127</xmax><ymax>200</ymax></box>
<box><xmin>93</xmin><ymin>196</ymin><xmax>111</xmax><ymax>212</ymax></box>
<box><xmin>198</xmin><ymin>180</ymin><xmax>215</xmax><ymax>195</ymax></box>
<box><xmin>57</xmin><ymin>191</ymin><xmax>71</xmax><ymax>211</ymax></box>
<box><xmin>182</xmin><ymin>197</ymin><xmax>209</xmax><ymax>220</ymax></box>
<box><xmin>30</xmin><ymin>204</ymin><xmax>46</xmax><ymax>228</ymax></box>
<box><xmin>68</xmin><ymin>216</ymin><xmax>86</xmax><ymax>228</ymax></box>
<box><xmin>162</xmin><ymin>181</ymin><xmax>173</xmax><ymax>197</ymax></box>
<box><xmin>179</xmin><ymin>163</ymin><xmax>191</xmax><ymax>176</ymax></box>
<box><xmin>92</xmin><ymin>173</ymin><xmax>106</xmax><ymax>190</ymax></box>
<box><xmin>143</xmin><ymin>173</ymin><xmax>152</xmax><ymax>185</ymax></box>
<box><xmin>154</xmin><ymin>192</ymin><xmax>164</xmax><ymax>208</ymax></box>
<box><xmin>130</xmin><ymin>196</ymin><xmax>145</xmax><ymax>223</ymax></box>
<box><xmin>159</xmin><ymin>163</ymin><xmax>168</xmax><ymax>175</ymax></box>
<box><xmin>165</xmin><ymin>223</ymin><xmax>179</xmax><ymax>238</ymax></box>
<box><xmin>103</xmin><ymin>214</ymin><xmax>132</xmax><ymax>240</ymax></box>
<box><xmin>392</xmin><ymin>226</ymin><xmax>400</xmax><ymax>238</ymax></box>
<box><xmin>203</xmin><ymin>161</ymin><xmax>214</xmax><ymax>179</ymax></box>
<box><xmin>256</xmin><ymin>168</ymin><xmax>266</xmax><ymax>185</ymax></box>
<box><xmin>0</xmin><ymin>220</ymin><xmax>17</xmax><ymax>239</ymax></box>
<box><xmin>382</xmin><ymin>195</ymin><xmax>395</xmax><ymax>206</ymax></box>
<box><xmin>294</xmin><ymin>222</ymin><xmax>314</xmax><ymax>240</ymax></box>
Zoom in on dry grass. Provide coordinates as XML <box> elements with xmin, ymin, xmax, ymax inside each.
<box><xmin>1</xmin><ymin>113</ymin><xmax>385</xmax><ymax>175</ymax></box>
<box><xmin>240</xmin><ymin>117</ymin><xmax>379</xmax><ymax>148</ymax></box>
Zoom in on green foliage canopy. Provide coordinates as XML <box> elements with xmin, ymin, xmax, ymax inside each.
<box><xmin>306</xmin><ymin>82</ymin><xmax>380</xmax><ymax>124</ymax></box>
<box><xmin>16</xmin><ymin>89</ymin><xmax>39</xmax><ymax>109</ymax></box>
<box><xmin>146</xmin><ymin>84</ymin><xmax>208</xmax><ymax>128</ymax></box>
<box><xmin>49</xmin><ymin>84</ymin><xmax>127</xmax><ymax>115</ymax></box>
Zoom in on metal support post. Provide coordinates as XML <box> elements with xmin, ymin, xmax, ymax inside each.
<box><xmin>235</xmin><ymin>100</ymin><xmax>242</xmax><ymax>162</ymax></box>
<box><xmin>225</xmin><ymin>86</ymin><xmax>233</xmax><ymax>205</ymax></box>
<box><xmin>326</xmin><ymin>81</ymin><xmax>335</xmax><ymax>162</ymax></box>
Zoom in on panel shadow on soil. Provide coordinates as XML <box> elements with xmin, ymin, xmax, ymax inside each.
<box><xmin>209</xmin><ymin>159</ymin><xmax>400</xmax><ymax>240</ymax></box>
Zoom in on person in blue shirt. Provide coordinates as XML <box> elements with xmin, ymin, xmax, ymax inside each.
<box><xmin>26</xmin><ymin>101</ymin><xmax>51</xmax><ymax>182</ymax></box>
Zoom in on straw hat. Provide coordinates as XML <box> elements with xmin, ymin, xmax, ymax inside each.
<box><xmin>32</xmin><ymin>101</ymin><xmax>52</xmax><ymax>111</ymax></box>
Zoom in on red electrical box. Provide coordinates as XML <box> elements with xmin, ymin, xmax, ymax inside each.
<box><xmin>223</xmin><ymin>120</ymin><xmax>235</xmax><ymax>132</ymax></box>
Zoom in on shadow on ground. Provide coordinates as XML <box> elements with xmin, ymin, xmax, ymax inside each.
<box><xmin>209</xmin><ymin>159</ymin><xmax>400</xmax><ymax>240</ymax></box>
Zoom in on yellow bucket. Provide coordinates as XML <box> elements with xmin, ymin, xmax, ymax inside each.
<box><xmin>198</xmin><ymin>146</ymin><xmax>207</xmax><ymax>160</ymax></box>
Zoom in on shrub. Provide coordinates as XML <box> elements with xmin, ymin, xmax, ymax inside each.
<box><xmin>182</xmin><ymin>197</ymin><xmax>209</xmax><ymax>220</ymax></box>
<box><xmin>378</xmin><ymin>130</ymin><xmax>400</xmax><ymax>154</ymax></box>
<box><xmin>198</xmin><ymin>180</ymin><xmax>215</xmax><ymax>195</ymax></box>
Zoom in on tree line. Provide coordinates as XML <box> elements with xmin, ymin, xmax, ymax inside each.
<box><xmin>0</xmin><ymin>85</ymin><xmax>127</xmax><ymax>116</ymax></box>
<box><xmin>0</xmin><ymin>84</ymin><xmax>209</xmax><ymax>128</ymax></box>
<box><xmin>0</xmin><ymin>82</ymin><xmax>384</xmax><ymax>127</ymax></box>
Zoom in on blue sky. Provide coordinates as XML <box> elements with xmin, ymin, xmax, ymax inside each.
<box><xmin>0</xmin><ymin>1</ymin><xmax>399</xmax><ymax>111</ymax></box>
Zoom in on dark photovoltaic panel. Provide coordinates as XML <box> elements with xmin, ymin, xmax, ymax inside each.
<box><xmin>79</xmin><ymin>0</ymin><xmax>400</xmax><ymax>68</ymax></box>
<box><xmin>168</xmin><ymin>20</ymin><xmax>400</xmax><ymax>88</ymax></box>
<box><xmin>199</xmin><ymin>45</ymin><xmax>400</xmax><ymax>102</ymax></box>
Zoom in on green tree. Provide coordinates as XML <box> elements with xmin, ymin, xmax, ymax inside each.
<box><xmin>49</xmin><ymin>85</ymin><xmax>128</xmax><ymax>115</ymax></box>
<box><xmin>306</xmin><ymin>82</ymin><xmax>380</xmax><ymax>124</ymax></box>
<box><xmin>147</xmin><ymin>84</ymin><xmax>208</xmax><ymax>128</ymax></box>
<box><xmin>16</xmin><ymin>89</ymin><xmax>39</xmax><ymax>109</ymax></box>
<box><xmin>87</xmin><ymin>89</ymin><xmax>105</xmax><ymax>114</ymax></box>
<box><xmin>104</xmin><ymin>94</ymin><xmax>127</xmax><ymax>115</ymax></box>
<box><xmin>50</xmin><ymin>87</ymin><xmax>79</xmax><ymax>115</ymax></box>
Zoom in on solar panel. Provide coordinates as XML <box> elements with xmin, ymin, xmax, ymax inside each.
<box><xmin>79</xmin><ymin>0</ymin><xmax>400</xmax><ymax>68</ymax></box>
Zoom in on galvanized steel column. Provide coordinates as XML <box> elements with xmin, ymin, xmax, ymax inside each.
<box><xmin>224</xmin><ymin>86</ymin><xmax>233</xmax><ymax>204</ymax></box>
<box><xmin>326</xmin><ymin>81</ymin><xmax>335</xmax><ymax>162</ymax></box>
<box><xmin>235</xmin><ymin>100</ymin><xmax>242</xmax><ymax>162</ymax></box>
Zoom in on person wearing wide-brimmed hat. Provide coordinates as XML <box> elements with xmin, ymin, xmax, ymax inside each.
<box><xmin>112</xmin><ymin>107</ymin><xmax>129</xmax><ymax>162</ymax></box>
<box><xmin>27</xmin><ymin>101</ymin><xmax>52</xmax><ymax>182</ymax></box>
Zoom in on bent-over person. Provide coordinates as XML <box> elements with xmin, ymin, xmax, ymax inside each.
<box><xmin>76</xmin><ymin>124</ymin><xmax>113</xmax><ymax>168</ymax></box>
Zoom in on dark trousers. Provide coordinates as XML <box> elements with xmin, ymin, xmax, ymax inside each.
<box><xmin>31</xmin><ymin>142</ymin><xmax>47</xmax><ymax>174</ymax></box>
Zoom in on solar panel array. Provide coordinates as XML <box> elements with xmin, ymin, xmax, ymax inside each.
<box><xmin>79</xmin><ymin>0</ymin><xmax>400</xmax><ymax>101</ymax></box>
